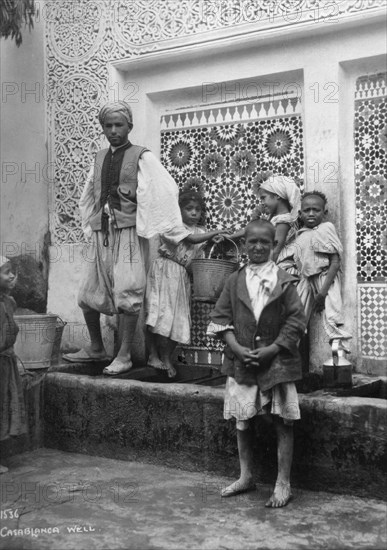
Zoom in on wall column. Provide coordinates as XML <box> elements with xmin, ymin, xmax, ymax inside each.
<box><xmin>303</xmin><ymin>62</ymin><xmax>344</xmax><ymax>371</ymax></box>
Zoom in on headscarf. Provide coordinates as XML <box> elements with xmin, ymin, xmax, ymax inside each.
<box><xmin>260</xmin><ymin>174</ymin><xmax>301</xmax><ymax>220</ymax></box>
<box><xmin>0</xmin><ymin>256</ymin><xmax>10</xmax><ymax>268</ymax></box>
<box><xmin>98</xmin><ymin>101</ymin><xmax>133</xmax><ymax>129</ymax></box>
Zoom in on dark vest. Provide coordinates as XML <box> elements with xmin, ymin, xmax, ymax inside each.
<box><xmin>89</xmin><ymin>143</ymin><xmax>148</xmax><ymax>230</ymax></box>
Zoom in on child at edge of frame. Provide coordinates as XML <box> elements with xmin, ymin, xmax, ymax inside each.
<box><xmin>293</xmin><ymin>190</ymin><xmax>351</xmax><ymax>343</ymax></box>
<box><xmin>0</xmin><ymin>256</ymin><xmax>27</xmax><ymax>474</ymax></box>
<box><xmin>207</xmin><ymin>219</ymin><xmax>306</xmax><ymax>507</ymax></box>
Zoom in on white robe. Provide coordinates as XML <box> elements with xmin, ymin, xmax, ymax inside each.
<box><xmin>79</xmin><ymin>150</ymin><xmax>182</xmax><ymax>239</ymax></box>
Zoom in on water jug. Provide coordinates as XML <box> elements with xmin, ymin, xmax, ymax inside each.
<box><xmin>323</xmin><ymin>338</ymin><xmax>352</xmax><ymax>389</ymax></box>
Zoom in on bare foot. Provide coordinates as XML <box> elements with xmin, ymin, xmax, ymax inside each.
<box><xmin>0</xmin><ymin>464</ymin><xmax>9</xmax><ymax>474</ymax></box>
<box><xmin>265</xmin><ymin>481</ymin><xmax>293</xmax><ymax>508</ymax></box>
<box><xmin>147</xmin><ymin>356</ymin><xmax>168</xmax><ymax>371</ymax></box>
<box><xmin>163</xmin><ymin>360</ymin><xmax>176</xmax><ymax>378</ymax></box>
<box><xmin>221</xmin><ymin>477</ymin><xmax>256</xmax><ymax>498</ymax></box>
<box><xmin>160</xmin><ymin>357</ymin><xmax>177</xmax><ymax>378</ymax></box>
<box><xmin>166</xmin><ymin>364</ymin><xmax>176</xmax><ymax>378</ymax></box>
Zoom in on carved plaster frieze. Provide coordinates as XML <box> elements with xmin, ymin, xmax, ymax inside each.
<box><xmin>45</xmin><ymin>0</ymin><xmax>385</xmax><ymax>244</ymax></box>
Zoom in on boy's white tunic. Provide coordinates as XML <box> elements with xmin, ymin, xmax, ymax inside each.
<box><xmin>78</xmin><ymin>150</ymin><xmax>182</xmax><ymax>315</ymax></box>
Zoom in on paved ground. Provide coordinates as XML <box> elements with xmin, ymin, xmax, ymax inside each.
<box><xmin>0</xmin><ymin>449</ymin><xmax>386</xmax><ymax>550</ymax></box>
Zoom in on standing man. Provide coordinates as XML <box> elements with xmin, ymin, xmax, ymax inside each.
<box><xmin>63</xmin><ymin>101</ymin><xmax>182</xmax><ymax>375</ymax></box>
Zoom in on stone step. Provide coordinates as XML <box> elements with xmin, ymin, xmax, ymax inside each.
<box><xmin>42</xmin><ymin>365</ymin><xmax>387</xmax><ymax>501</ymax></box>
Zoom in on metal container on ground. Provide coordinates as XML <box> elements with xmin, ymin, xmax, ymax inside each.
<box><xmin>323</xmin><ymin>338</ymin><xmax>353</xmax><ymax>389</ymax></box>
<box><xmin>14</xmin><ymin>314</ymin><xmax>57</xmax><ymax>369</ymax></box>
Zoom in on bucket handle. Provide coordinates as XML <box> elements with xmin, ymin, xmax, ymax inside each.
<box><xmin>56</xmin><ymin>315</ymin><xmax>67</xmax><ymax>327</ymax></box>
<box><xmin>47</xmin><ymin>313</ymin><xmax>67</xmax><ymax>327</ymax></box>
<box><xmin>207</xmin><ymin>236</ymin><xmax>239</xmax><ymax>261</ymax></box>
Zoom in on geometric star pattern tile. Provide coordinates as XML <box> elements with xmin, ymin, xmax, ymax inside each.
<box><xmin>188</xmin><ymin>301</ymin><xmax>224</xmax><ymax>351</ymax></box>
<box><xmin>355</xmin><ymin>73</ymin><xmax>387</xmax><ymax>361</ymax></box>
<box><xmin>358</xmin><ymin>285</ymin><xmax>387</xmax><ymax>358</ymax></box>
<box><xmin>161</xmin><ymin>104</ymin><xmax>304</xmax><ymax>358</ymax></box>
<box><xmin>161</xmin><ymin>110</ymin><xmax>304</xmax><ymax>232</ymax></box>
<box><xmin>354</xmin><ymin>73</ymin><xmax>387</xmax><ymax>283</ymax></box>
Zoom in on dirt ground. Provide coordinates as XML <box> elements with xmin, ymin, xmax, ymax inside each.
<box><xmin>0</xmin><ymin>448</ymin><xmax>386</xmax><ymax>550</ymax></box>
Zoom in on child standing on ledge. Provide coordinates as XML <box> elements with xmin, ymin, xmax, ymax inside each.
<box><xmin>208</xmin><ymin>220</ymin><xmax>306</xmax><ymax>507</ymax></box>
<box><xmin>145</xmin><ymin>191</ymin><xmax>228</xmax><ymax>378</ymax></box>
<box><xmin>294</xmin><ymin>191</ymin><xmax>351</xmax><ymax>342</ymax></box>
<box><xmin>0</xmin><ymin>256</ymin><xmax>27</xmax><ymax>474</ymax></box>
<box><xmin>230</xmin><ymin>174</ymin><xmax>300</xmax><ymax>273</ymax></box>
<box><xmin>257</xmin><ymin>174</ymin><xmax>301</xmax><ymax>270</ymax></box>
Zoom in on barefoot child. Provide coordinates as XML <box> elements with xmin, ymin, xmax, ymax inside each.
<box><xmin>145</xmin><ymin>191</ymin><xmax>228</xmax><ymax>378</ymax></box>
<box><xmin>257</xmin><ymin>174</ymin><xmax>301</xmax><ymax>269</ymax></box>
<box><xmin>207</xmin><ymin>220</ymin><xmax>306</xmax><ymax>507</ymax></box>
<box><xmin>0</xmin><ymin>257</ymin><xmax>27</xmax><ymax>473</ymax></box>
<box><xmin>294</xmin><ymin>191</ymin><xmax>351</xmax><ymax>341</ymax></box>
<box><xmin>230</xmin><ymin>174</ymin><xmax>300</xmax><ymax>272</ymax></box>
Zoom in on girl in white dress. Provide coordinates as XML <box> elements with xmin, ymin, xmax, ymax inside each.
<box><xmin>145</xmin><ymin>191</ymin><xmax>227</xmax><ymax>378</ymax></box>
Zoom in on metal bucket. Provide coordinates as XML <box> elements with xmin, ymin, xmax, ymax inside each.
<box><xmin>14</xmin><ymin>314</ymin><xmax>57</xmax><ymax>369</ymax></box>
<box><xmin>191</xmin><ymin>238</ymin><xmax>238</xmax><ymax>303</ymax></box>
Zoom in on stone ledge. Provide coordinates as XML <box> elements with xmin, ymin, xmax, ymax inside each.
<box><xmin>43</xmin><ymin>372</ymin><xmax>386</xmax><ymax>500</ymax></box>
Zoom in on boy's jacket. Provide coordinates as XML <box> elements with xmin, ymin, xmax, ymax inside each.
<box><xmin>210</xmin><ymin>266</ymin><xmax>306</xmax><ymax>390</ymax></box>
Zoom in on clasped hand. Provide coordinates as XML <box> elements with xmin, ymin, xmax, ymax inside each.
<box><xmin>233</xmin><ymin>344</ymin><xmax>278</xmax><ymax>367</ymax></box>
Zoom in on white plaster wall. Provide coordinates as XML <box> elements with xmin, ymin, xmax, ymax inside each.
<box><xmin>0</xmin><ymin>16</ymin><xmax>48</xmax><ymax>262</ymax></box>
<box><xmin>47</xmin><ymin>244</ymin><xmax>116</xmax><ymax>356</ymax></box>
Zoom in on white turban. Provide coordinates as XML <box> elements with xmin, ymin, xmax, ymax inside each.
<box><xmin>0</xmin><ymin>256</ymin><xmax>10</xmax><ymax>268</ymax></box>
<box><xmin>260</xmin><ymin>175</ymin><xmax>301</xmax><ymax>220</ymax></box>
<box><xmin>98</xmin><ymin>101</ymin><xmax>133</xmax><ymax>129</ymax></box>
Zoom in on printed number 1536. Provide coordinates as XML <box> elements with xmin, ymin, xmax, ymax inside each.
<box><xmin>1</xmin><ymin>508</ymin><xmax>19</xmax><ymax>519</ymax></box>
